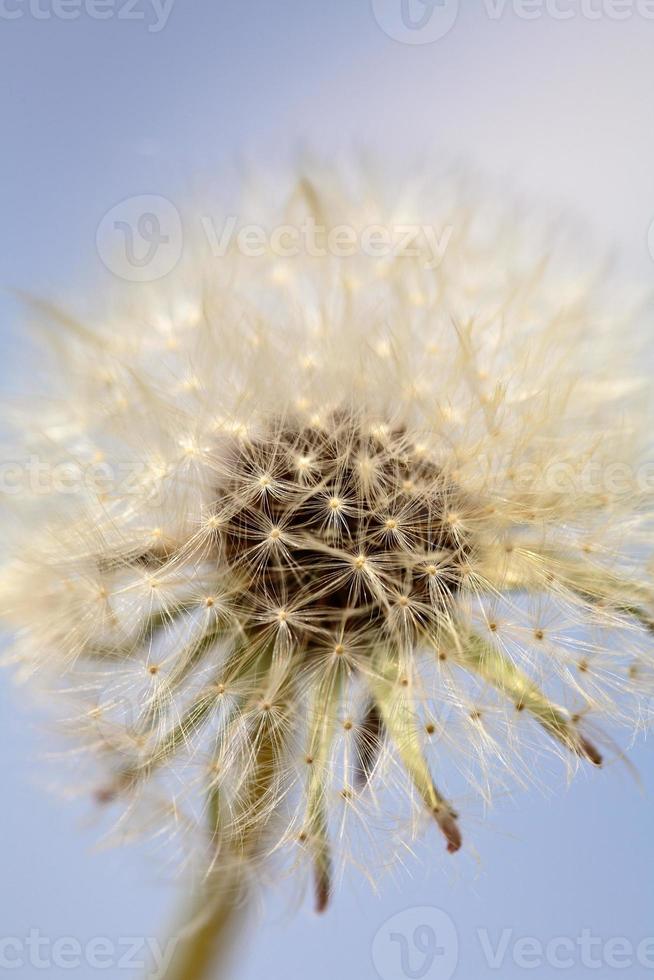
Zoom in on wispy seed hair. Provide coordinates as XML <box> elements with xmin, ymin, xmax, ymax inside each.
<box><xmin>1</xmin><ymin>168</ymin><xmax>653</xmax><ymax>910</ymax></box>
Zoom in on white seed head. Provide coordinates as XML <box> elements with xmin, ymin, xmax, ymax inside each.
<box><xmin>1</xmin><ymin>171</ymin><xmax>653</xmax><ymax>910</ymax></box>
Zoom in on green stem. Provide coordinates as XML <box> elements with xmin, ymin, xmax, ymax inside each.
<box><xmin>147</xmin><ymin>643</ymin><xmax>290</xmax><ymax>979</ymax></box>
<box><xmin>151</xmin><ymin>865</ymin><xmax>248</xmax><ymax>980</ymax></box>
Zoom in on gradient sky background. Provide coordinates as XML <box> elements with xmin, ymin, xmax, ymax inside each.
<box><xmin>1</xmin><ymin>2</ymin><xmax>653</xmax><ymax>978</ymax></box>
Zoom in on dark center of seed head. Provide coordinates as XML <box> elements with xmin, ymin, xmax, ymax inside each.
<box><xmin>216</xmin><ymin>416</ymin><xmax>471</xmax><ymax>639</ymax></box>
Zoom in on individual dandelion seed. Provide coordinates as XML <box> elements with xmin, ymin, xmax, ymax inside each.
<box><xmin>1</xmin><ymin>169</ymin><xmax>654</xmax><ymax>980</ymax></box>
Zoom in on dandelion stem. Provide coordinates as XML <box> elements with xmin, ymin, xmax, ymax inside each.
<box><xmin>150</xmin><ymin>864</ymin><xmax>248</xmax><ymax>980</ymax></box>
<box><xmin>154</xmin><ymin>656</ymin><xmax>292</xmax><ymax>980</ymax></box>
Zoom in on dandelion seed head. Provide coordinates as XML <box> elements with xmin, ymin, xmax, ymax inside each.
<box><xmin>1</xmin><ymin>170</ymin><xmax>653</xmax><ymax>910</ymax></box>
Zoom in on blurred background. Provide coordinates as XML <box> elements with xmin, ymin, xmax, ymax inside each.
<box><xmin>1</xmin><ymin>2</ymin><xmax>653</xmax><ymax>978</ymax></box>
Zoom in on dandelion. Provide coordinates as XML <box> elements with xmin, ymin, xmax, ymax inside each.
<box><xmin>1</xmin><ymin>170</ymin><xmax>653</xmax><ymax>979</ymax></box>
